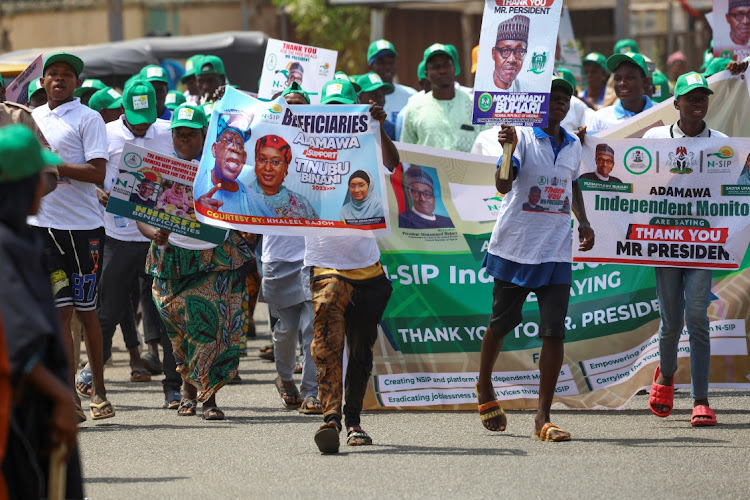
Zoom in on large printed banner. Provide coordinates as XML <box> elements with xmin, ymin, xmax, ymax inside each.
<box><xmin>193</xmin><ymin>86</ymin><xmax>388</xmax><ymax>236</ymax></box>
<box><xmin>713</xmin><ymin>0</ymin><xmax>750</xmax><ymax>61</ymax></box>
<box><xmin>106</xmin><ymin>144</ymin><xmax>227</xmax><ymax>244</ymax></box>
<box><xmin>258</xmin><ymin>39</ymin><xmax>337</xmax><ymax>104</ymax></box>
<box><xmin>362</xmin><ymin>142</ymin><xmax>750</xmax><ymax>411</ymax></box>
<box><xmin>473</xmin><ymin>0</ymin><xmax>563</xmax><ymax>127</ymax></box>
<box><xmin>573</xmin><ymin>137</ymin><xmax>750</xmax><ymax>270</ymax></box>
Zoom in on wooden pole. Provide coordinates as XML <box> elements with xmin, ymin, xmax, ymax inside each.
<box><xmin>48</xmin><ymin>443</ymin><xmax>67</xmax><ymax>500</ymax></box>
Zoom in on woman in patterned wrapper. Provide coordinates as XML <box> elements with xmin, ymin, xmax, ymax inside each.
<box><xmin>249</xmin><ymin>134</ymin><xmax>318</xmax><ymax>219</ymax></box>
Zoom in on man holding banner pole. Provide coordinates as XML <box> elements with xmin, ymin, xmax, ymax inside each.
<box><xmin>475</xmin><ymin>76</ymin><xmax>595</xmax><ymax>441</ymax></box>
<box><xmin>641</xmin><ymin>72</ymin><xmax>728</xmax><ymax>426</ymax></box>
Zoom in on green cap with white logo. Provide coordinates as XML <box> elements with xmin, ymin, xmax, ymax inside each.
<box><xmin>122</xmin><ymin>79</ymin><xmax>157</xmax><ymax>126</ymax></box>
<box><xmin>674</xmin><ymin>71</ymin><xmax>713</xmax><ymax>98</ymax></box>
<box><xmin>169</xmin><ymin>104</ymin><xmax>207</xmax><ymax>130</ymax></box>
<box><xmin>88</xmin><ymin>87</ymin><xmax>123</xmax><ymax>113</ymax></box>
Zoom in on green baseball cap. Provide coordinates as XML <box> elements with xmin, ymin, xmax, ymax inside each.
<box><xmin>200</xmin><ymin>101</ymin><xmax>215</xmax><ymax>117</ymax></box>
<box><xmin>281</xmin><ymin>82</ymin><xmax>311</xmax><ymax>104</ymax></box>
<box><xmin>606</xmin><ymin>52</ymin><xmax>649</xmax><ymax>78</ymax></box>
<box><xmin>445</xmin><ymin>44</ymin><xmax>461</xmax><ymax>76</ymax></box>
<box><xmin>181</xmin><ymin>54</ymin><xmax>205</xmax><ymax>83</ymax></box>
<box><xmin>423</xmin><ymin>43</ymin><xmax>452</xmax><ymax>65</ymax></box>
<box><xmin>140</xmin><ymin>65</ymin><xmax>169</xmax><ymax>86</ymax></box>
<box><xmin>43</xmin><ymin>51</ymin><xmax>84</xmax><ymax>77</ymax></box>
<box><xmin>165</xmin><ymin>90</ymin><xmax>186</xmax><ymax>110</ymax></box>
<box><xmin>122</xmin><ymin>79</ymin><xmax>157</xmax><ymax>126</ymax></box>
<box><xmin>650</xmin><ymin>70</ymin><xmax>671</xmax><ymax>103</ymax></box>
<box><xmin>614</xmin><ymin>39</ymin><xmax>640</xmax><ymax>54</ymax></box>
<box><xmin>196</xmin><ymin>55</ymin><xmax>225</xmax><ymax>77</ymax></box>
<box><xmin>674</xmin><ymin>71</ymin><xmax>713</xmax><ymax>98</ymax></box>
<box><xmin>321</xmin><ymin>79</ymin><xmax>358</xmax><ymax>105</ymax></box>
<box><xmin>169</xmin><ymin>104</ymin><xmax>207</xmax><ymax>130</ymax></box>
<box><xmin>417</xmin><ymin>60</ymin><xmax>426</xmax><ymax>81</ymax></box>
<box><xmin>367</xmin><ymin>39</ymin><xmax>398</xmax><ymax>65</ymax></box>
<box><xmin>551</xmin><ymin>75</ymin><xmax>574</xmax><ymax>97</ymax></box>
<box><xmin>701</xmin><ymin>57</ymin><xmax>731</xmax><ymax>79</ymax></box>
<box><xmin>88</xmin><ymin>87</ymin><xmax>123</xmax><ymax>113</ymax></box>
<box><xmin>583</xmin><ymin>52</ymin><xmax>608</xmax><ymax>73</ymax></box>
<box><xmin>0</xmin><ymin>124</ymin><xmax>62</xmax><ymax>183</ymax></box>
<box><xmin>73</xmin><ymin>78</ymin><xmax>106</xmax><ymax>98</ymax></box>
<box><xmin>27</xmin><ymin>79</ymin><xmax>45</xmax><ymax>101</ymax></box>
<box><xmin>354</xmin><ymin>72</ymin><xmax>394</xmax><ymax>94</ymax></box>
<box><xmin>556</xmin><ymin>67</ymin><xmax>577</xmax><ymax>91</ymax></box>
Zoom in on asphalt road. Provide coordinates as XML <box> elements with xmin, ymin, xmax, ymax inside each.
<box><xmin>78</xmin><ymin>304</ymin><xmax>750</xmax><ymax>499</ymax></box>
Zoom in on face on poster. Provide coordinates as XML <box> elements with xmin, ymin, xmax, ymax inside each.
<box><xmin>192</xmin><ymin>86</ymin><xmax>389</xmax><ymax>237</ymax></box>
<box><xmin>5</xmin><ymin>54</ymin><xmax>43</xmax><ymax>105</ymax></box>
<box><xmin>258</xmin><ymin>38</ymin><xmax>338</xmax><ymax>104</ymax></box>
<box><xmin>713</xmin><ymin>0</ymin><xmax>750</xmax><ymax>60</ymax></box>
<box><xmin>473</xmin><ymin>0</ymin><xmax>563</xmax><ymax>127</ymax></box>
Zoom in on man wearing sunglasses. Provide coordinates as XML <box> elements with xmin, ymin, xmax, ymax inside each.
<box><xmin>492</xmin><ymin>15</ymin><xmax>530</xmax><ymax>91</ymax></box>
<box><xmin>580</xmin><ymin>144</ymin><xmax>621</xmax><ymax>183</ymax></box>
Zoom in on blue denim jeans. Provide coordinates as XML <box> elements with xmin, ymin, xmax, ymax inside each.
<box><xmin>655</xmin><ymin>267</ymin><xmax>712</xmax><ymax>400</ymax></box>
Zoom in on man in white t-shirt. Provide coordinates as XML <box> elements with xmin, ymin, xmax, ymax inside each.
<box><xmin>642</xmin><ymin>72</ymin><xmax>727</xmax><ymax>427</ymax></box>
<box><xmin>95</xmin><ymin>79</ymin><xmax>173</xmax><ymax>389</ymax></box>
<box><xmin>307</xmin><ymin>78</ymin><xmax>400</xmax><ymax>454</ymax></box>
<box><xmin>30</xmin><ymin>52</ymin><xmax>113</xmax><ymax>420</ymax></box>
<box><xmin>367</xmin><ymin>39</ymin><xmax>417</xmax><ymax>124</ymax></box>
<box><xmin>475</xmin><ymin>77</ymin><xmax>594</xmax><ymax>441</ymax></box>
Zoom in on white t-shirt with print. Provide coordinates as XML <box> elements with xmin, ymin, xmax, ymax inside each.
<box><xmin>487</xmin><ymin>126</ymin><xmax>582</xmax><ymax>265</ymax></box>
<box><xmin>104</xmin><ymin>117</ymin><xmax>173</xmax><ymax>241</ymax></box>
<box><xmin>29</xmin><ymin>99</ymin><xmax>109</xmax><ymax>230</ymax></box>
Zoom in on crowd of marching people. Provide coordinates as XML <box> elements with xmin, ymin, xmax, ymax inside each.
<box><xmin>0</xmin><ymin>30</ymin><xmax>748</xmax><ymax>497</ymax></box>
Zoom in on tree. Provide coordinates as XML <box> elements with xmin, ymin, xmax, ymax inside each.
<box><xmin>273</xmin><ymin>0</ymin><xmax>370</xmax><ymax>75</ymax></box>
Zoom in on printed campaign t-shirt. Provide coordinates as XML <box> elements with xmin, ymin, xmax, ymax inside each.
<box><xmin>104</xmin><ymin>117</ymin><xmax>173</xmax><ymax>242</ymax></box>
<box><xmin>29</xmin><ymin>99</ymin><xmax>109</xmax><ymax>230</ymax></box>
<box><xmin>487</xmin><ymin>126</ymin><xmax>582</xmax><ymax>265</ymax></box>
<box><xmin>383</xmin><ymin>83</ymin><xmax>417</xmax><ymax>124</ymax></box>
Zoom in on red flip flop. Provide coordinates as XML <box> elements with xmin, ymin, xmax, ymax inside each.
<box><xmin>648</xmin><ymin>366</ymin><xmax>674</xmax><ymax>417</ymax></box>
<box><xmin>691</xmin><ymin>405</ymin><xmax>717</xmax><ymax>427</ymax></box>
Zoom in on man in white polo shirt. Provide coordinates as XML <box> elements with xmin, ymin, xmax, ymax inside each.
<box><xmin>30</xmin><ymin>52</ymin><xmax>113</xmax><ymax>420</ymax></box>
<box><xmin>96</xmin><ymin>79</ymin><xmax>173</xmax><ymax>386</ymax></box>
<box><xmin>642</xmin><ymin>72</ymin><xmax>727</xmax><ymax>427</ymax></box>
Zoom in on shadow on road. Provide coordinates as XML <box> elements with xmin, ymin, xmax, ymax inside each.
<box><xmin>85</xmin><ymin>476</ymin><xmax>187</xmax><ymax>484</ymax></box>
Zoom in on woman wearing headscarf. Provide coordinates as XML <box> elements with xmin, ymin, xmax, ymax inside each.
<box><xmin>340</xmin><ymin>170</ymin><xmax>383</xmax><ymax>223</ymax></box>
<box><xmin>139</xmin><ymin>105</ymin><xmax>259</xmax><ymax>420</ymax></box>
<box><xmin>250</xmin><ymin>134</ymin><xmax>318</xmax><ymax>219</ymax></box>
<box><xmin>0</xmin><ymin>124</ymin><xmax>83</xmax><ymax>498</ymax></box>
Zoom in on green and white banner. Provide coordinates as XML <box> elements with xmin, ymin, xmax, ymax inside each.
<box><xmin>575</xmin><ymin>137</ymin><xmax>750</xmax><ymax>270</ymax></box>
<box><xmin>364</xmin><ymin>138</ymin><xmax>750</xmax><ymax>410</ymax></box>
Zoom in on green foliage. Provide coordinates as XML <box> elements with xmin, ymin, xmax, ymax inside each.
<box><xmin>273</xmin><ymin>0</ymin><xmax>371</xmax><ymax>74</ymax></box>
